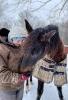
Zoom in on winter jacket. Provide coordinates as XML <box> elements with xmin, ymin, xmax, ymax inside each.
<box><xmin>0</xmin><ymin>42</ymin><xmax>24</xmax><ymax>91</ymax></box>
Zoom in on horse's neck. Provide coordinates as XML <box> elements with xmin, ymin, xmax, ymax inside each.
<box><xmin>49</xmin><ymin>39</ymin><xmax>66</xmax><ymax>62</ymax></box>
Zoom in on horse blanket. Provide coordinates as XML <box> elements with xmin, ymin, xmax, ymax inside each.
<box><xmin>33</xmin><ymin>56</ymin><xmax>67</xmax><ymax>86</ymax></box>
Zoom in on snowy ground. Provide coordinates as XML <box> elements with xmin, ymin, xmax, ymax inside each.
<box><xmin>23</xmin><ymin>77</ymin><xmax>68</xmax><ymax>100</ymax></box>
<box><xmin>23</xmin><ymin>55</ymin><xmax>68</xmax><ymax>100</ymax></box>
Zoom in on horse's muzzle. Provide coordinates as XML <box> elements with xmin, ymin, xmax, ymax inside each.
<box><xmin>22</xmin><ymin>71</ymin><xmax>32</xmax><ymax>77</ymax></box>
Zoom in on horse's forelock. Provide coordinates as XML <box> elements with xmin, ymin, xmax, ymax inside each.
<box><xmin>44</xmin><ymin>25</ymin><xmax>60</xmax><ymax>56</ymax></box>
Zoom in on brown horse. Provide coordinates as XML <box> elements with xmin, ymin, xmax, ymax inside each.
<box><xmin>36</xmin><ymin>25</ymin><xmax>67</xmax><ymax>100</ymax></box>
<box><xmin>22</xmin><ymin>19</ymin><xmax>57</xmax><ymax>76</ymax></box>
<box><xmin>24</xmin><ymin>20</ymin><xmax>67</xmax><ymax>100</ymax></box>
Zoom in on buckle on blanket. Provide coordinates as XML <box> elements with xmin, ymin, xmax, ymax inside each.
<box><xmin>40</xmin><ymin>66</ymin><xmax>54</xmax><ymax>72</ymax></box>
<box><xmin>43</xmin><ymin>58</ymin><xmax>67</xmax><ymax>68</ymax></box>
<box><xmin>43</xmin><ymin>58</ymin><xmax>55</xmax><ymax>64</ymax></box>
<box><xmin>56</xmin><ymin>63</ymin><xmax>67</xmax><ymax>67</ymax></box>
<box><xmin>49</xmin><ymin>65</ymin><xmax>55</xmax><ymax>68</ymax></box>
<box><xmin>54</xmin><ymin>71</ymin><xmax>64</xmax><ymax>75</ymax></box>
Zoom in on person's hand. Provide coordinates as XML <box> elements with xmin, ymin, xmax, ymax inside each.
<box><xmin>18</xmin><ymin>74</ymin><xmax>29</xmax><ymax>82</ymax></box>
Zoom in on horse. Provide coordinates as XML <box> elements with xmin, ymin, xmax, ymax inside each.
<box><xmin>26</xmin><ymin>21</ymin><xmax>66</xmax><ymax>100</ymax></box>
<box><xmin>35</xmin><ymin>25</ymin><xmax>67</xmax><ymax>100</ymax></box>
<box><xmin>22</xmin><ymin>19</ymin><xmax>58</xmax><ymax>76</ymax></box>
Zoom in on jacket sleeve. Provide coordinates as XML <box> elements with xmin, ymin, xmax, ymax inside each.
<box><xmin>0</xmin><ymin>55</ymin><xmax>22</xmax><ymax>84</ymax></box>
<box><xmin>0</xmin><ymin>44</ymin><xmax>22</xmax><ymax>73</ymax></box>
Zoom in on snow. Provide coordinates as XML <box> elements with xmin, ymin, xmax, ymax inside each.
<box><xmin>23</xmin><ymin>77</ymin><xmax>68</xmax><ymax>100</ymax></box>
<box><xmin>23</xmin><ymin>55</ymin><xmax>68</xmax><ymax>100</ymax></box>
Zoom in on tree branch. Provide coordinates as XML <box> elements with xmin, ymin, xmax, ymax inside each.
<box><xmin>59</xmin><ymin>0</ymin><xmax>68</xmax><ymax>15</ymax></box>
<box><xmin>31</xmin><ymin>0</ymin><xmax>52</xmax><ymax>12</ymax></box>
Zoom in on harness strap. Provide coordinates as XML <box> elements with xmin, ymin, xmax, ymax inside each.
<box><xmin>43</xmin><ymin>58</ymin><xmax>66</xmax><ymax>67</ymax></box>
<box><xmin>43</xmin><ymin>58</ymin><xmax>55</xmax><ymax>64</ymax></box>
<box><xmin>56</xmin><ymin>63</ymin><xmax>66</xmax><ymax>67</ymax></box>
<box><xmin>40</xmin><ymin>66</ymin><xmax>54</xmax><ymax>72</ymax></box>
<box><xmin>40</xmin><ymin>66</ymin><xmax>65</xmax><ymax>75</ymax></box>
<box><xmin>54</xmin><ymin>71</ymin><xmax>64</xmax><ymax>75</ymax></box>
<box><xmin>41</xmin><ymin>57</ymin><xmax>67</xmax><ymax>76</ymax></box>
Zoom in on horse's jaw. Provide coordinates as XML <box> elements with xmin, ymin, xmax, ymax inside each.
<box><xmin>21</xmin><ymin>49</ymin><xmax>45</xmax><ymax>68</ymax></box>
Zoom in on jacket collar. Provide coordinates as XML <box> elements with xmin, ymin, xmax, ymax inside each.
<box><xmin>0</xmin><ymin>40</ymin><xmax>18</xmax><ymax>48</ymax></box>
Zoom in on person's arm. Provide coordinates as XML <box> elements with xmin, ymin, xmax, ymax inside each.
<box><xmin>0</xmin><ymin>54</ymin><xmax>23</xmax><ymax>84</ymax></box>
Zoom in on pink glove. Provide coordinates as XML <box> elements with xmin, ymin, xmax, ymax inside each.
<box><xmin>19</xmin><ymin>74</ymin><xmax>29</xmax><ymax>81</ymax></box>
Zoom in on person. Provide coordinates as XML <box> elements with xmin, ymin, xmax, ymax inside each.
<box><xmin>0</xmin><ymin>27</ymin><xmax>28</xmax><ymax>100</ymax></box>
<box><xmin>0</xmin><ymin>28</ymin><xmax>10</xmax><ymax>42</ymax></box>
<box><xmin>8</xmin><ymin>32</ymin><xmax>26</xmax><ymax>47</ymax></box>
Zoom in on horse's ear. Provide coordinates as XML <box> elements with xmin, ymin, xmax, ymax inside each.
<box><xmin>46</xmin><ymin>30</ymin><xmax>56</xmax><ymax>41</ymax></box>
<box><xmin>41</xmin><ymin>30</ymin><xmax>56</xmax><ymax>42</ymax></box>
<box><xmin>25</xmin><ymin>19</ymin><xmax>33</xmax><ymax>33</ymax></box>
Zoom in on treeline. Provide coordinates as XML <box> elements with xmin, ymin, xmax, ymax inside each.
<box><xmin>58</xmin><ymin>21</ymin><xmax>68</xmax><ymax>45</ymax></box>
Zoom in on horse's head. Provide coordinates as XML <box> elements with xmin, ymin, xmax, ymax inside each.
<box><xmin>20</xmin><ymin>20</ymin><xmax>57</xmax><ymax>74</ymax></box>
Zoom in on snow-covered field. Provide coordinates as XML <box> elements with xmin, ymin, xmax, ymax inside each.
<box><xmin>23</xmin><ymin>55</ymin><xmax>68</xmax><ymax>100</ymax></box>
<box><xmin>23</xmin><ymin>77</ymin><xmax>68</xmax><ymax>100</ymax></box>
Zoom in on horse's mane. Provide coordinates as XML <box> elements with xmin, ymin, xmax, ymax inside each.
<box><xmin>46</xmin><ymin>25</ymin><xmax>66</xmax><ymax>62</ymax></box>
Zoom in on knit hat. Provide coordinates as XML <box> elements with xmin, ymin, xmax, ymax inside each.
<box><xmin>0</xmin><ymin>28</ymin><xmax>10</xmax><ymax>36</ymax></box>
<box><xmin>8</xmin><ymin>26</ymin><xmax>28</xmax><ymax>42</ymax></box>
